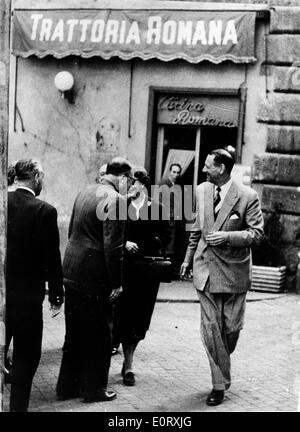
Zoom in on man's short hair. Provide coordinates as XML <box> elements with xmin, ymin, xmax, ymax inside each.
<box><xmin>169</xmin><ymin>163</ymin><xmax>182</xmax><ymax>173</ymax></box>
<box><xmin>106</xmin><ymin>157</ymin><xmax>132</xmax><ymax>176</ymax></box>
<box><xmin>14</xmin><ymin>159</ymin><xmax>42</xmax><ymax>181</ymax></box>
<box><xmin>210</xmin><ymin>148</ymin><xmax>235</xmax><ymax>174</ymax></box>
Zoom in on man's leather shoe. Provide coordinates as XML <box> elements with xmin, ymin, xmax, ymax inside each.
<box><xmin>206</xmin><ymin>389</ymin><xmax>224</xmax><ymax>406</ymax></box>
<box><xmin>83</xmin><ymin>390</ymin><xmax>117</xmax><ymax>403</ymax></box>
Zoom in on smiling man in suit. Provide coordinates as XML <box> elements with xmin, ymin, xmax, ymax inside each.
<box><xmin>181</xmin><ymin>148</ymin><xmax>264</xmax><ymax>406</ymax></box>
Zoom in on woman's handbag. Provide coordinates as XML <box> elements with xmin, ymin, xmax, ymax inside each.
<box><xmin>134</xmin><ymin>256</ymin><xmax>173</xmax><ymax>283</ymax></box>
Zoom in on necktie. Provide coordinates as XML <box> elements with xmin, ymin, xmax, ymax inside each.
<box><xmin>213</xmin><ymin>186</ymin><xmax>221</xmax><ymax>219</ymax></box>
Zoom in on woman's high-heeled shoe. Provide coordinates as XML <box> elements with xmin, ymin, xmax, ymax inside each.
<box><xmin>121</xmin><ymin>363</ymin><xmax>135</xmax><ymax>386</ymax></box>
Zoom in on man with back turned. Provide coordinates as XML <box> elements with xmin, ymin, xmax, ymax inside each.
<box><xmin>56</xmin><ymin>157</ymin><xmax>133</xmax><ymax>403</ymax></box>
<box><xmin>6</xmin><ymin>158</ymin><xmax>64</xmax><ymax>412</ymax></box>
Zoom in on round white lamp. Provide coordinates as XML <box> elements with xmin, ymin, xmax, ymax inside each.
<box><xmin>54</xmin><ymin>71</ymin><xmax>74</xmax><ymax>100</ymax></box>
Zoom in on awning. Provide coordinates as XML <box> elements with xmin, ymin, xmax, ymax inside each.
<box><xmin>12</xmin><ymin>9</ymin><xmax>257</xmax><ymax>64</ymax></box>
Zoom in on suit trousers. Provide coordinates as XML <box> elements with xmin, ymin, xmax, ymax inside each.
<box><xmin>6</xmin><ymin>285</ymin><xmax>44</xmax><ymax>412</ymax></box>
<box><xmin>56</xmin><ymin>286</ymin><xmax>113</xmax><ymax>399</ymax></box>
<box><xmin>197</xmin><ymin>283</ymin><xmax>246</xmax><ymax>391</ymax></box>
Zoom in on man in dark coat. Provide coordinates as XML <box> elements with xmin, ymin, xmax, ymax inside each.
<box><xmin>56</xmin><ymin>157</ymin><xmax>133</xmax><ymax>403</ymax></box>
<box><xmin>6</xmin><ymin>158</ymin><xmax>64</xmax><ymax>412</ymax></box>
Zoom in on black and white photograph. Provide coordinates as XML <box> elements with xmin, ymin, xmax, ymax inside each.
<box><xmin>1</xmin><ymin>0</ymin><xmax>300</xmax><ymax>420</ymax></box>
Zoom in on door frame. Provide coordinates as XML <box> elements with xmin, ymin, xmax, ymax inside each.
<box><xmin>144</xmin><ymin>85</ymin><xmax>246</xmax><ymax>182</ymax></box>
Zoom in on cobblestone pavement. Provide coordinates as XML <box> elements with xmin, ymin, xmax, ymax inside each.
<box><xmin>3</xmin><ymin>290</ymin><xmax>300</xmax><ymax>412</ymax></box>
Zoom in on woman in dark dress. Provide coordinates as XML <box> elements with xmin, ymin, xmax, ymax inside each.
<box><xmin>112</xmin><ymin>169</ymin><xmax>170</xmax><ymax>386</ymax></box>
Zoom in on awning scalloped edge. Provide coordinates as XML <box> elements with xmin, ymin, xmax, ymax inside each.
<box><xmin>12</xmin><ymin>49</ymin><xmax>257</xmax><ymax>64</ymax></box>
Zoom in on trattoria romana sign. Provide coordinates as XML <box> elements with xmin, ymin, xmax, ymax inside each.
<box><xmin>12</xmin><ymin>9</ymin><xmax>256</xmax><ymax>64</ymax></box>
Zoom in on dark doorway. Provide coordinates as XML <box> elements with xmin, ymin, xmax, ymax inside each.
<box><xmin>157</xmin><ymin>124</ymin><xmax>237</xmax><ymax>188</ymax></box>
<box><xmin>163</xmin><ymin>125</ymin><xmax>196</xmax><ymax>186</ymax></box>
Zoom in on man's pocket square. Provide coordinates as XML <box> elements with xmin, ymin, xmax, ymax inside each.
<box><xmin>229</xmin><ymin>214</ymin><xmax>239</xmax><ymax>220</ymax></box>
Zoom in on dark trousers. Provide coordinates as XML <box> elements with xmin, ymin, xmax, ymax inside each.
<box><xmin>6</xmin><ymin>288</ymin><xmax>44</xmax><ymax>412</ymax></box>
<box><xmin>112</xmin><ymin>278</ymin><xmax>160</xmax><ymax>346</ymax></box>
<box><xmin>56</xmin><ymin>286</ymin><xmax>113</xmax><ymax>399</ymax></box>
<box><xmin>197</xmin><ymin>284</ymin><xmax>247</xmax><ymax>391</ymax></box>
<box><xmin>166</xmin><ymin>221</ymin><xmax>187</xmax><ymax>276</ymax></box>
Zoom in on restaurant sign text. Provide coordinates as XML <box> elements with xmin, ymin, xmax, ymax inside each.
<box><xmin>157</xmin><ymin>95</ymin><xmax>240</xmax><ymax>128</ymax></box>
<box><xmin>13</xmin><ymin>9</ymin><xmax>257</xmax><ymax>64</ymax></box>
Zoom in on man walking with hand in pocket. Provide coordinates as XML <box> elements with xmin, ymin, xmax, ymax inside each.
<box><xmin>181</xmin><ymin>148</ymin><xmax>264</xmax><ymax>406</ymax></box>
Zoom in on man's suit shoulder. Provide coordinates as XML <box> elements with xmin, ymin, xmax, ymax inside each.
<box><xmin>35</xmin><ymin>197</ymin><xmax>57</xmax><ymax>215</ymax></box>
<box><xmin>95</xmin><ymin>183</ymin><xmax>125</xmax><ymax>204</ymax></box>
<box><xmin>77</xmin><ymin>184</ymin><xmax>123</xmax><ymax>202</ymax></box>
<box><xmin>233</xmin><ymin>181</ymin><xmax>259</xmax><ymax>200</ymax></box>
<box><xmin>9</xmin><ymin>190</ymin><xmax>57</xmax><ymax>215</ymax></box>
<box><xmin>196</xmin><ymin>181</ymin><xmax>259</xmax><ymax>200</ymax></box>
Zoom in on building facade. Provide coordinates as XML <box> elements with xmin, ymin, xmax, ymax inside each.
<box><xmin>8</xmin><ymin>0</ymin><xmax>300</xmax><ymax>290</ymax></box>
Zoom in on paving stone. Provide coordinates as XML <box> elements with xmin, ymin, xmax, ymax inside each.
<box><xmin>3</xmin><ymin>292</ymin><xmax>300</xmax><ymax>412</ymax></box>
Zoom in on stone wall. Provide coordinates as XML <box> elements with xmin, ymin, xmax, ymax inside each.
<box><xmin>253</xmin><ymin>5</ymin><xmax>300</xmax><ymax>291</ymax></box>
